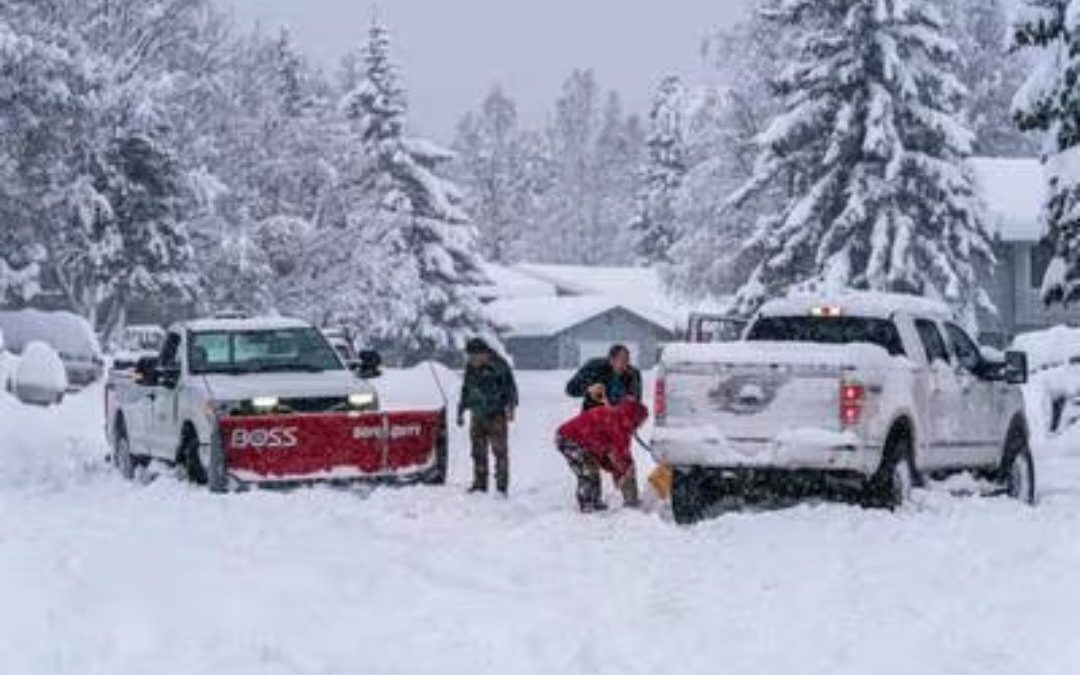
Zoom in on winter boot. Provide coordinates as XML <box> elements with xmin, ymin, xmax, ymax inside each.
<box><xmin>619</xmin><ymin>469</ymin><xmax>641</xmax><ymax>509</ymax></box>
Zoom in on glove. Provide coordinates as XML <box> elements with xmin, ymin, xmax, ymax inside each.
<box><xmin>587</xmin><ymin>383</ymin><xmax>606</xmax><ymax>402</ymax></box>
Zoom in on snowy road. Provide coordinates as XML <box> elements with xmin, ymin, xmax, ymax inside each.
<box><xmin>3</xmin><ymin>368</ymin><xmax>1080</xmax><ymax>674</ymax></box>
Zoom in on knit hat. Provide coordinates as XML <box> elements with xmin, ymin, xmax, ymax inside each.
<box><xmin>465</xmin><ymin>337</ymin><xmax>491</xmax><ymax>355</ymax></box>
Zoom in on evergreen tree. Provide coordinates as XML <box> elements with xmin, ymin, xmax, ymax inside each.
<box><xmin>1013</xmin><ymin>0</ymin><xmax>1080</xmax><ymax>305</ymax></box>
<box><xmin>724</xmin><ymin>0</ymin><xmax>994</xmax><ymax>323</ymax></box>
<box><xmin>948</xmin><ymin>0</ymin><xmax>1039</xmax><ymax>157</ymax></box>
<box><xmin>327</xmin><ymin>20</ymin><xmax>498</xmax><ymax>357</ymax></box>
<box><xmin>629</xmin><ymin>76</ymin><xmax>689</xmax><ymax>265</ymax></box>
<box><xmin>451</xmin><ymin>86</ymin><xmax>534</xmax><ymax>263</ymax></box>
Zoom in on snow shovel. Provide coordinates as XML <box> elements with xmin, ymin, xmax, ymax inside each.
<box><xmin>648</xmin><ymin>463</ymin><xmax>673</xmax><ymax>501</ymax></box>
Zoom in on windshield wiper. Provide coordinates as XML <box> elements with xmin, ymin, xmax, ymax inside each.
<box><xmin>247</xmin><ymin>362</ymin><xmax>326</xmax><ymax>373</ymax></box>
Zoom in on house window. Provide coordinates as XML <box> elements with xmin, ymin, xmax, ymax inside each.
<box><xmin>1031</xmin><ymin>241</ymin><xmax>1055</xmax><ymax>289</ymax></box>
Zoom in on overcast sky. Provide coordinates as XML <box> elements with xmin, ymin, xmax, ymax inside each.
<box><xmin>219</xmin><ymin>0</ymin><xmax>750</xmax><ymax>142</ymax></box>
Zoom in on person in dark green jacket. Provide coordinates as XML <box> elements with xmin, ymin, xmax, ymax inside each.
<box><xmin>458</xmin><ymin>338</ymin><xmax>518</xmax><ymax>496</ymax></box>
<box><xmin>565</xmin><ymin>344</ymin><xmax>643</xmax><ymax>411</ymax></box>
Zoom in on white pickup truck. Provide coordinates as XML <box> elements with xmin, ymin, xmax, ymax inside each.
<box><xmin>105</xmin><ymin>315</ymin><xmax>448</xmax><ymax>491</ymax></box>
<box><xmin>653</xmin><ymin>292</ymin><xmax>1034</xmax><ymax>523</ymax></box>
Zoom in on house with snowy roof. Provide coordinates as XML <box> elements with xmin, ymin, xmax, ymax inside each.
<box><xmin>972</xmin><ymin>157</ymin><xmax>1080</xmax><ymax>341</ymax></box>
<box><xmin>480</xmin><ymin>263</ymin><xmax>696</xmax><ymax>369</ymax></box>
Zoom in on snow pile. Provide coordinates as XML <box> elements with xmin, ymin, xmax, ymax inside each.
<box><xmin>1013</xmin><ymin>326</ymin><xmax>1080</xmax><ymax>453</ymax></box>
<box><xmin>1013</xmin><ymin>325</ymin><xmax>1080</xmax><ymax>373</ymax></box>
<box><xmin>0</xmin><ymin>376</ymin><xmax>107</xmax><ymax>492</ymax></box>
<box><xmin>14</xmin><ymin>341</ymin><xmax>67</xmax><ymax>393</ymax></box>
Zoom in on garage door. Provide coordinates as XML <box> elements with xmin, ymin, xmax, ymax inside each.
<box><xmin>577</xmin><ymin>340</ymin><xmax>640</xmax><ymax>366</ymax></box>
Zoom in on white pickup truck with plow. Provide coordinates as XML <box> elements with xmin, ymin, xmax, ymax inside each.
<box><xmin>105</xmin><ymin>316</ymin><xmax>447</xmax><ymax>491</ymax></box>
<box><xmin>654</xmin><ymin>293</ymin><xmax>1035</xmax><ymax>523</ymax></box>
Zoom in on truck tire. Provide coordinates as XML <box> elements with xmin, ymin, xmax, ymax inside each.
<box><xmin>206</xmin><ymin>426</ymin><xmax>229</xmax><ymax>494</ymax></box>
<box><xmin>1002</xmin><ymin>423</ymin><xmax>1036</xmax><ymax>505</ymax></box>
<box><xmin>421</xmin><ymin>418</ymin><xmax>449</xmax><ymax>485</ymax></box>
<box><xmin>113</xmin><ymin>422</ymin><xmax>136</xmax><ymax>481</ymax></box>
<box><xmin>672</xmin><ymin>467</ymin><xmax>707</xmax><ymax>525</ymax></box>
<box><xmin>865</xmin><ymin>432</ymin><xmax>915</xmax><ymax>510</ymax></box>
<box><xmin>178</xmin><ymin>431</ymin><xmax>208</xmax><ymax>486</ymax></box>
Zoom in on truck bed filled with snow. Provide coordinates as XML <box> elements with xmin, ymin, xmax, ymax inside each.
<box><xmin>662</xmin><ymin>340</ymin><xmax>901</xmax><ymax>368</ymax></box>
<box><xmin>3</xmin><ymin>364</ymin><xmax>1080</xmax><ymax>674</ymax></box>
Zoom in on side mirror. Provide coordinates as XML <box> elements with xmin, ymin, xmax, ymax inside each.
<box><xmin>156</xmin><ymin>365</ymin><xmax>181</xmax><ymax>389</ymax></box>
<box><xmin>134</xmin><ymin>356</ymin><xmax>159</xmax><ymax>386</ymax></box>
<box><xmin>352</xmin><ymin>349</ymin><xmax>382</xmax><ymax>379</ymax></box>
<box><xmin>1004</xmin><ymin>350</ymin><xmax>1028</xmax><ymax>385</ymax></box>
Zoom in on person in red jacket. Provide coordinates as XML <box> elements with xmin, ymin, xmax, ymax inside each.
<box><xmin>555</xmin><ymin>397</ymin><xmax>649</xmax><ymax>512</ymax></box>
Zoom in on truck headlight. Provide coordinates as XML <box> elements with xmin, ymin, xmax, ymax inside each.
<box><xmin>348</xmin><ymin>392</ymin><xmax>376</xmax><ymax>409</ymax></box>
<box><xmin>251</xmin><ymin>396</ymin><xmax>279</xmax><ymax>411</ymax></box>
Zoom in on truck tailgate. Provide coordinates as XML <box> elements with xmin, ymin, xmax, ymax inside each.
<box><xmin>664</xmin><ymin>362</ymin><xmax>844</xmax><ymax>440</ymax></box>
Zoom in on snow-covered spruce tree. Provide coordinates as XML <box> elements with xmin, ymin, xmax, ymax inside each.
<box><xmin>451</xmin><ymin>86</ymin><xmax>533</xmax><ymax>263</ymax></box>
<box><xmin>725</xmin><ymin>0</ymin><xmax>994</xmax><ymax>323</ymax></box>
<box><xmin>1013</xmin><ymin>0</ymin><xmax>1080</xmax><ymax>305</ymax></box>
<box><xmin>948</xmin><ymin>0</ymin><xmax>1039</xmax><ymax>157</ymax></box>
<box><xmin>333</xmin><ymin>20</ymin><xmax>498</xmax><ymax>358</ymax></box>
<box><xmin>629</xmin><ymin>76</ymin><xmax>689</xmax><ymax>265</ymax></box>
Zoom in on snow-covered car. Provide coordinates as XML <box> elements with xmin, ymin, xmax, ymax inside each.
<box><xmin>653</xmin><ymin>292</ymin><xmax>1034</xmax><ymax>523</ymax></box>
<box><xmin>0</xmin><ymin>309</ymin><xmax>104</xmax><ymax>388</ymax></box>
<box><xmin>104</xmin><ymin>315</ymin><xmax>446</xmax><ymax>491</ymax></box>
<box><xmin>5</xmin><ymin>340</ymin><xmax>68</xmax><ymax>406</ymax></box>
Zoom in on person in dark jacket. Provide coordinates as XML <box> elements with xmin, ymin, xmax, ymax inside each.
<box><xmin>555</xmin><ymin>398</ymin><xmax>649</xmax><ymax>512</ymax></box>
<box><xmin>458</xmin><ymin>338</ymin><xmax>518</xmax><ymax>496</ymax></box>
<box><xmin>565</xmin><ymin>344</ymin><xmax>642</xmax><ymax>411</ymax></box>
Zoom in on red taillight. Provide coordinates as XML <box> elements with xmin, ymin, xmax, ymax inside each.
<box><xmin>840</xmin><ymin>383</ymin><xmax>865</xmax><ymax>427</ymax></box>
<box><xmin>655</xmin><ymin>376</ymin><xmax>666</xmax><ymax>420</ymax></box>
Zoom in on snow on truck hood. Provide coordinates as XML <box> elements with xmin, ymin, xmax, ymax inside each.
<box><xmin>662</xmin><ymin>341</ymin><xmax>904</xmax><ymax>368</ymax></box>
<box><xmin>200</xmin><ymin>369</ymin><xmax>375</xmax><ymax>402</ymax></box>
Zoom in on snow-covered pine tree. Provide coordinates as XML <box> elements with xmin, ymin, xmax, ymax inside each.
<box><xmin>725</xmin><ymin>0</ymin><xmax>994</xmax><ymax>324</ymax></box>
<box><xmin>451</xmin><ymin>86</ymin><xmax>534</xmax><ymax>263</ymax></box>
<box><xmin>1013</xmin><ymin>0</ymin><xmax>1080</xmax><ymax>305</ymax></box>
<box><xmin>331</xmin><ymin>19</ymin><xmax>498</xmax><ymax>358</ymax></box>
<box><xmin>593</xmin><ymin>92</ymin><xmax>644</xmax><ymax>263</ymax></box>
<box><xmin>948</xmin><ymin>0</ymin><xmax>1039</xmax><ymax>157</ymax></box>
<box><xmin>629</xmin><ymin>76</ymin><xmax>689</xmax><ymax>265</ymax></box>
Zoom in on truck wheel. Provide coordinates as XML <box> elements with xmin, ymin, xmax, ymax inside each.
<box><xmin>113</xmin><ymin>425</ymin><xmax>136</xmax><ymax>481</ymax></box>
<box><xmin>422</xmin><ymin>420</ymin><xmax>449</xmax><ymax>485</ymax></box>
<box><xmin>1002</xmin><ymin>424</ymin><xmax>1036</xmax><ymax>505</ymax></box>
<box><xmin>178</xmin><ymin>432</ymin><xmax>208</xmax><ymax>486</ymax></box>
<box><xmin>865</xmin><ymin>433</ymin><xmax>915</xmax><ymax>510</ymax></box>
<box><xmin>672</xmin><ymin>467</ymin><xmax>707</xmax><ymax>525</ymax></box>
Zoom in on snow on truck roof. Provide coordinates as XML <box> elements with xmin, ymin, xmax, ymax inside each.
<box><xmin>758</xmin><ymin>291</ymin><xmax>955</xmax><ymax>321</ymax></box>
<box><xmin>181</xmin><ymin>316</ymin><xmax>312</xmax><ymax>333</ymax></box>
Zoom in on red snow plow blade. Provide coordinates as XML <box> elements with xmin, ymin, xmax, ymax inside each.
<box><xmin>216</xmin><ymin>409</ymin><xmax>448</xmax><ymax>489</ymax></box>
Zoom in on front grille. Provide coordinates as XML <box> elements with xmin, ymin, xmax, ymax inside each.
<box><xmin>279</xmin><ymin>397</ymin><xmax>349</xmax><ymax>413</ymax></box>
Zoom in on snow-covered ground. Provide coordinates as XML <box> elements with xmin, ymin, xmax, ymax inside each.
<box><xmin>5</xmin><ymin>363</ymin><xmax>1080</xmax><ymax>674</ymax></box>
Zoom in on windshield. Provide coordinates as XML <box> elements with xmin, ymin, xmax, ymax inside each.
<box><xmin>188</xmin><ymin>327</ymin><xmax>345</xmax><ymax>375</ymax></box>
<box><xmin>746</xmin><ymin>316</ymin><xmax>906</xmax><ymax>357</ymax></box>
